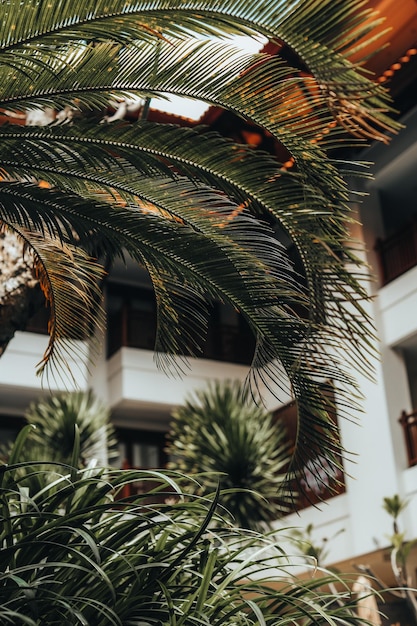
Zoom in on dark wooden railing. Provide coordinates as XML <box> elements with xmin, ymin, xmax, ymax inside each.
<box><xmin>375</xmin><ymin>220</ymin><xmax>417</xmax><ymax>285</ymax></box>
<box><xmin>118</xmin><ymin>459</ymin><xmax>170</xmax><ymax>501</ymax></box>
<box><xmin>107</xmin><ymin>306</ymin><xmax>255</xmax><ymax>365</ymax></box>
<box><xmin>399</xmin><ymin>409</ymin><xmax>417</xmax><ymax>467</ymax></box>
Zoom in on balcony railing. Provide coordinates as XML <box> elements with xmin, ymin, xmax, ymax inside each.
<box><xmin>375</xmin><ymin>220</ymin><xmax>417</xmax><ymax>285</ymax></box>
<box><xmin>399</xmin><ymin>409</ymin><xmax>417</xmax><ymax>467</ymax></box>
<box><xmin>107</xmin><ymin>305</ymin><xmax>255</xmax><ymax>365</ymax></box>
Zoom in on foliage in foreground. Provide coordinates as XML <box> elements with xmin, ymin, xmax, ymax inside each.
<box><xmin>1</xmin><ymin>445</ymin><xmax>375</xmax><ymax>625</ymax></box>
<box><xmin>289</xmin><ymin>523</ymin><xmax>346</xmax><ymax>568</ymax></box>
<box><xmin>167</xmin><ymin>379</ymin><xmax>294</xmax><ymax>531</ymax></box>
<box><xmin>0</xmin><ymin>0</ymin><xmax>400</xmax><ymax>483</ymax></box>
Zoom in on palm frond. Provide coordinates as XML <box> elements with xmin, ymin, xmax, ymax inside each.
<box><xmin>0</xmin><ymin>120</ymin><xmax>374</xmax><ymax>484</ymax></box>
<box><xmin>0</xmin><ymin>0</ymin><xmax>397</xmax><ymax>134</ymax></box>
<box><xmin>4</xmin><ymin>224</ymin><xmax>106</xmax><ymax>380</ymax></box>
<box><xmin>0</xmin><ymin>0</ymin><xmax>400</xmax><ymax>483</ymax></box>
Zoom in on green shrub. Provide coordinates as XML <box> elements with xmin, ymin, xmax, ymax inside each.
<box><xmin>22</xmin><ymin>390</ymin><xmax>118</xmax><ymax>466</ymax></box>
<box><xmin>0</xmin><ymin>428</ymin><xmax>374</xmax><ymax>625</ymax></box>
<box><xmin>167</xmin><ymin>380</ymin><xmax>294</xmax><ymax>531</ymax></box>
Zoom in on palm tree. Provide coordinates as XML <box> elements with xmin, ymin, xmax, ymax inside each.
<box><xmin>167</xmin><ymin>379</ymin><xmax>294</xmax><ymax>531</ymax></box>
<box><xmin>0</xmin><ymin>0</ymin><xmax>398</xmax><ymax>483</ymax></box>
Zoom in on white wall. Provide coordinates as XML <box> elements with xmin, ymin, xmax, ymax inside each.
<box><xmin>105</xmin><ymin>346</ymin><xmax>286</xmax><ymax>427</ymax></box>
<box><xmin>0</xmin><ymin>332</ymin><xmax>89</xmax><ymax>414</ymax></box>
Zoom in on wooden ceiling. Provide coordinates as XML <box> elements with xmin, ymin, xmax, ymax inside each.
<box><xmin>197</xmin><ymin>0</ymin><xmax>417</xmax><ymax>136</ymax></box>
<box><xmin>348</xmin><ymin>0</ymin><xmax>417</xmax><ymax>113</ymax></box>
<box><xmin>361</xmin><ymin>0</ymin><xmax>417</xmax><ymax>77</ymax></box>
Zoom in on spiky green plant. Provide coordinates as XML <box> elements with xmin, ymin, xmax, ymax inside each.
<box><xmin>1</xmin><ymin>390</ymin><xmax>117</xmax><ymax>467</ymax></box>
<box><xmin>0</xmin><ymin>428</ymin><xmax>381</xmax><ymax>625</ymax></box>
<box><xmin>289</xmin><ymin>523</ymin><xmax>346</xmax><ymax>567</ymax></box>
<box><xmin>383</xmin><ymin>494</ymin><xmax>409</xmax><ymax>532</ymax></box>
<box><xmin>382</xmin><ymin>495</ymin><xmax>417</xmax><ymax>622</ymax></box>
<box><xmin>167</xmin><ymin>379</ymin><xmax>294</xmax><ymax>530</ymax></box>
<box><xmin>0</xmin><ymin>390</ymin><xmax>117</xmax><ymax>493</ymax></box>
<box><xmin>23</xmin><ymin>390</ymin><xmax>117</xmax><ymax>465</ymax></box>
<box><xmin>0</xmin><ymin>0</ymin><xmax>399</xmax><ymax>483</ymax></box>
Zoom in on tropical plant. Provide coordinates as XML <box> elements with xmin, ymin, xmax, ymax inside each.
<box><xmin>21</xmin><ymin>390</ymin><xmax>117</xmax><ymax>466</ymax></box>
<box><xmin>0</xmin><ymin>428</ymin><xmax>381</xmax><ymax>625</ymax></box>
<box><xmin>167</xmin><ymin>379</ymin><xmax>294</xmax><ymax>530</ymax></box>
<box><xmin>0</xmin><ymin>390</ymin><xmax>118</xmax><ymax>495</ymax></box>
<box><xmin>289</xmin><ymin>522</ymin><xmax>345</xmax><ymax>568</ymax></box>
<box><xmin>0</xmin><ymin>0</ymin><xmax>399</xmax><ymax>483</ymax></box>
<box><xmin>0</xmin><ymin>390</ymin><xmax>116</xmax><ymax>467</ymax></box>
<box><xmin>383</xmin><ymin>494</ymin><xmax>410</xmax><ymax>534</ymax></box>
<box><xmin>355</xmin><ymin>495</ymin><xmax>417</xmax><ymax>625</ymax></box>
<box><xmin>383</xmin><ymin>495</ymin><xmax>417</xmax><ymax>623</ymax></box>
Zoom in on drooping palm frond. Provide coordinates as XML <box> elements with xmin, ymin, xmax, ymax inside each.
<box><xmin>0</xmin><ymin>0</ymin><xmax>399</xmax><ymax>482</ymax></box>
<box><xmin>3</xmin><ymin>221</ymin><xmax>107</xmax><ymax>381</ymax></box>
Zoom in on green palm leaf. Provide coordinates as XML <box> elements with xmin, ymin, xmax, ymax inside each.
<box><xmin>3</xmin><ymin>224</ymin><xmax>106</xmax><ymax>379</ymax></box>
<box><xmin>0</xmin><ymin>0</ymin><xmax>399</xmax><ymax>484</ymax></box>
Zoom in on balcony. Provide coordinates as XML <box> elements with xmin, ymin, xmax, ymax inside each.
<box><xmin>399</xmin><ymin>409</ymin><xmax>417</xmax><ymax>467</ymax></box>
<box><xmin>375</xmin><ymin>219</ymin><xmax>417</xmax><ymax>286</ymax></box>
<box><xmin>107</xmin><ymin>302</ymin><xmax>255</xmax><ymax>366</ymax></box>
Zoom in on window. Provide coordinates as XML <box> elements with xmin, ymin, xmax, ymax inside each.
<box><xmin>107</xmin><ymin>284</ymin><xmax>157</xmax><ymax>356</ymax></box>
<box><xmin>114</xmin><ymin>427</ymin><xmax>169</xmax><ymax>500</ymax></box>
<box><xmin>115</xmin><ymin>428</ymin><xmax>167</xmax><ymax>470</ymax></box>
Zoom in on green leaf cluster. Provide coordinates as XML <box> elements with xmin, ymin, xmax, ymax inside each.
<box><xmin>289</xmin><ymin>523</ymin><xmax>345</xmax><ymax>567</ymax></box>
<box><xmin>0</xmin><ymin>453</ymin><xmax>379</xmax><ymax>625</ymax></box>
<box><xmin>0</xmin><ymin>390</ymin><xmax>117</xmax><ymax>467</ymax></box>
<box><xmin>383</xmin><ymin>494</ymin><xmax>417</xmax><ymax>570</ymax></box>
<box><xmin>22</xmin><ymin>390</ymin><xmax>118</xmax><ymax>466</ymax></box>
<box><xmin>167</xmin><ymin>379</ymin><xmax>294</xmax><ymax>531</ymax></box>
